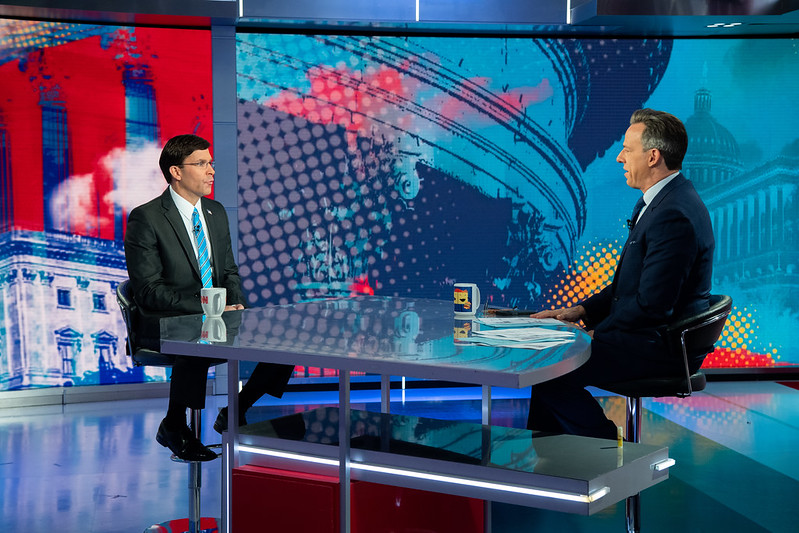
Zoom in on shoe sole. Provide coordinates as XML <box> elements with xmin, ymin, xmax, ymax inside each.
<box><xmin>156</xmin><ymin>432</ymin><xmax>217</xmax><ymax>462</ymax></box>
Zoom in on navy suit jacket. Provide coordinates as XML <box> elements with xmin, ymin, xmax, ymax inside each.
<box><xmin>581</xmin><ymin>174</ymin><xmax>714</xmax><ymax>364</ymax></box>
<box><xmin>124</xmin><ymin>188</ymin><xmax>244</xmax><ymax>346</ymax></box>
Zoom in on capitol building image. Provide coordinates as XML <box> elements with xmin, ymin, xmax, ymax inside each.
<box><xmin>683</xmin><ymin>86</ymin><xmax>799</xmax><ymax>314</ymax></box>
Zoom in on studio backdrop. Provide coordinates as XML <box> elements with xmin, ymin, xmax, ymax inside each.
<box><xmin>0</xmin><ymin>22</ymin><xmax>796</xmax><ymax>391</ymax></box>
<box><xmin>235</xmin><ymin>33</ymin><xmax>798</xmax><ymax>373</ymax></box>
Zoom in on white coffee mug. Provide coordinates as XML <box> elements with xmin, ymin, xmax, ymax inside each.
<box><xmin>453</xmin><ymin>283</ymin><xmax>481</xmax><ymax>317</ymax></box>
<box><xmin>200</xmin><ymin>316</ymin><xmax>227</xmax><ymax>343</ymax></box>
<box><xmin>201</xmin><ymin>287</ymin><xmax>226</xmax><ymax>317</ymax></box>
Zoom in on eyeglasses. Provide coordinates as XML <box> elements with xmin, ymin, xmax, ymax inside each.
<box><xmin>177</xmin><ymin>160</ymin><xmax>215</xmax><ymax>169</ymax></box>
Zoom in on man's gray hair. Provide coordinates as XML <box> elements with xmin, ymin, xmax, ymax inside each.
<box><xmin>630</xmin><ymin>108</ymin><xmax>688</xmax><ymax>170</ymax></box>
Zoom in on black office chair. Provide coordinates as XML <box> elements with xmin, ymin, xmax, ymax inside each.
<box><xmin>603</xmin><ymin>294</ymin><xmax>733</xmax><ymax>533</ymax></box>
<box><xmin>116</xmin><ymin>279</ymin><xmax>219</xmax><ymax>533</ymax></box>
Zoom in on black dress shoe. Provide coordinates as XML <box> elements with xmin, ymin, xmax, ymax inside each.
<box><xmin>156</xmin><ymin>419</ymin><xmax>217</xmax><ymax>462</ymax></box>
<box><xmin>213</xmin><ymin>407</ymin><xmax>248</xmax><ymax>434</ymax></box>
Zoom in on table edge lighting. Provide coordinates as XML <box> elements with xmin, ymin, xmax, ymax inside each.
<box><xmin>238</xmin><ymin>444</ymin><xmax>612</xmax><ymax>504</ymax></box>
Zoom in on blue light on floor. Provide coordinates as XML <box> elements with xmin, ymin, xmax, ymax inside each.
<box><xmin>1</xmin><ymin>381</ymin><xmax>797</xmax><ymax>532</ymax></box>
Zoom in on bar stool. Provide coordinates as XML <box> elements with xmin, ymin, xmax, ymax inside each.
<box><xmin>603</xmin><ymin>294</ymin><xmax>732</xmax><ymax>533</ymax></box>
<box><xmin>116</xmin><ymin>279</ymin><xmax>220</xmax><ymax>533</ymax></box>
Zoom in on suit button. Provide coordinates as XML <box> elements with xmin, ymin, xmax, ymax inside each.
<box><xmin>613</xmin><ymin>297</ymin><xmax>619</xmax><ymax>301</ymax></box>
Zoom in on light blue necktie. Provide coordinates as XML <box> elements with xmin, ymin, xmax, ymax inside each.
<box><xmin>192</xmin><ymin>208</ymin><xmax>213</xmax><ymax>288</ymax></box>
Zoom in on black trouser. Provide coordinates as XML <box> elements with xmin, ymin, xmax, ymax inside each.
<box><xmin>170</xmin><ymin>358</ymin><xmax>295</xmax><ymax>410</ymax></box>
<box><xmin>527</xmin><ymin>329</ymin><xmax>678</xmax><ymax>439</ymax></box>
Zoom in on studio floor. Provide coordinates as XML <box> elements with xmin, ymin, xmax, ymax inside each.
<box><xmin>1</xmin><ymin>379</ymin><xmax>797</xmax><ymax>532</ymax></box>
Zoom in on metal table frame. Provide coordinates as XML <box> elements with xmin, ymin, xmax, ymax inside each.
<box><xmin>160</xmin><ymin>296</ymin><xmax>669</xmax><ymax>533</ymax></box>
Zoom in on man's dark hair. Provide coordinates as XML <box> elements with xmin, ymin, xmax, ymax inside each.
<box><xmin>158</xmin><ymin>134</ymin><xmax>211</xmax><ymax>183</ymax></box>
<box><xmin>630</xmin><ymin>108</ymin><xmax>688</xmax><ymax>170</ymax></box>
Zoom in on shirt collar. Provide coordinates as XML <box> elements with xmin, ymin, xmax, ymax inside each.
<box><xmin>169</xmin><ymin>185</ymin><xmax>201</xmax><ymax>222</ymax></box>
<box><xmin>642</xmin><ymin>171</ymin><xmax>680</xmax><ymax>206</ymax></box>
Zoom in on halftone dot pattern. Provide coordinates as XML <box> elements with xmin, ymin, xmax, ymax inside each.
<box><xmin>705</xmin><ymin>306</ymin><xmax>781</xmax><ymax>368</ymax></box>
<box><xmin>542</xmin><ymin>241</ymin><xmax>622</xmax><ymax>309</ymax></box>
<box><xmin>718</xmin><ymin>307</ymin><xmax>756</xmax><ymax>353</ymax></box>
<box><xmin>540</xmin><ymin>243</ymin><xmax>780</xmax><ymax>369</ymax></box>
<box><xmin>237</xmin><ymin>97</ymin><xmax>563</xmax><ymax>309</ymax></box>
<box><xmin>704</xmin><ymin>346</ymin><xmax>780</xmax><ymax>368</ymax></box>
<box><xmin>237</xmin><ymin>101</ymin><xmax>409</xmax><ymax>306</ymax></box>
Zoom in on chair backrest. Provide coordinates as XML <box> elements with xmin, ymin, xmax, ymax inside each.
<box><xmin>667</xmin><ymin>294</ymin><xmax>732</xmax><ymax>394</ymax></box>
<box><xmin>603</xmin><ymin>294</ymin><xmax>732</xmax><ymax>402</ymax></box>
<box><xmin>666</xmin><ymin>294</ymin><xmax>732</xmax><ymax>359</ymax></box>
<box><xmin>116</xmin><ymin>279</ymin><xmax>138</xmax><ymax>355</ymax></box>
<box><xmin>116</xmin><ymin>279</ymin><xmax>176</xmax><ymax>367</ymax></box>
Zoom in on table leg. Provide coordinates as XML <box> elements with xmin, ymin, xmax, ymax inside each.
<box><xmin>481</xmin><ymin>385</ymin><xmax>492</xmax><ymax>533</ymax></box>
<box><xmin>188</xmin><ymin>409</ymin><xmax>202</xmax><ymax>533</ymax></box>
<box><xmin>222</xmin><ymin>362</ymin><xmax>239</xmax><ymax>533</ymax></box>
<box><xmin>481</xmin><ymin>384</ymin><xmax>491</xmax><ymax>425</ymax></box>
<box><xmin>339</xmin><ymin>369</ymin><xmax>351</xmax><ymax>533</ymax></box>
<box><xmin>380</xmin><ymin>374</ymin><xmax>391</xmax><ymax>414</ymax></box>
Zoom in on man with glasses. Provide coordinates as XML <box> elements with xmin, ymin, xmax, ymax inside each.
<box><xmin>125</xmin><ymin>134</ymin><xmax>294</xmax><ymax>461</ymax></box>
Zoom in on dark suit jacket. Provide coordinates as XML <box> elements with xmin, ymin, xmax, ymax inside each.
<box><xmin>581</xmin><ymin>174</ymin><xmax>715</xmax><ymax>367</ymax></box>
<box><xmin>124</xmin><ymin>188</ymin><xmax>244</xmax><ymax>346</ymax></box>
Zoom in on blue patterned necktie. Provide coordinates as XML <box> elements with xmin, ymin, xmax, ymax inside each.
<box><xmin>192</xmin><ymin>208</ymin><xmax>213</xmax><ymax>288</ymax></box>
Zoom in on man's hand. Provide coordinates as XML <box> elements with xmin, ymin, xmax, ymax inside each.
<box><xmin>224</xmin><ymin>304</ymin><xmax>245</xmax><ymax>311</ymax></box>
<box><xmin>530</xmin><ymin>305</ymin><xmax>586</xmax><ymax>324</ymax></box>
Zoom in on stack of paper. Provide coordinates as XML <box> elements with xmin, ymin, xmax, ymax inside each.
<box><xmin>460</xmin><ymin>325</ymin><xmax>576</xmax><ymax>350</ymax></box>
<box><xmin>473</xmin><ymin>317</ymin><xmax>564</xmax><ymax>328</ymax></box>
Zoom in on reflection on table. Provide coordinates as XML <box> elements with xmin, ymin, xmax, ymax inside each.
<box><xmin>161</xmin><ymin>296</ymin><xmax>591</xmax><ymax>388</ymax></box>
<box><xmin>237</xmin><ymin>406</ymin><xmax>671</xmax><ymax>515</ymax></box>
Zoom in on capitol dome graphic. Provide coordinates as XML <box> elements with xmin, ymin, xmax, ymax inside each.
<box><xmin>683</xmin><ymin>87</ymin><xmax>743</xmax><ymax>192</ymax></box>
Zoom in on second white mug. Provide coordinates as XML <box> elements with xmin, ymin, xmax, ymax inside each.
<box><xmin>201</xmin><ymin>287</ymin><xmax>226</xmax><ymax>317</ymax></box>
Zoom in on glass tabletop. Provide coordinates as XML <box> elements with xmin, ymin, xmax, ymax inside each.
<box><xmin>160</xmin><ymin>295</ymin><xmax>591</xmax><ymax>388</ymax></box>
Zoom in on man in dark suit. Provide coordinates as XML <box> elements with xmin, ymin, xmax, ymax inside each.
<box><xmin>526</xmin><ymin>109</ymin><xmax>715</xmax><ymax>439</ymax></box>
<box><xmin>125</xmin><ymin>134</ymin><xmax>294</xmax><ymax>461</ymax></box>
